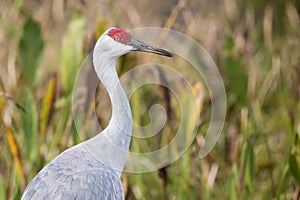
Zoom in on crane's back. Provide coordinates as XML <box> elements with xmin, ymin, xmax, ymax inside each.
<box><xmin>21</xmin><ymin>144</ymin><xmax>124</xmax><ymax>200</ymax></box>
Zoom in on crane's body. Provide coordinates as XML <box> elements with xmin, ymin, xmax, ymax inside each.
<box><xmin>22</xmin><ymin>27</ymin><xmax>172</xmax><ymax>200</ymax></box>
<box><xmin>22</xmin><ymin>144</ymin><xmax>124</xmax><ymax>199</ymax></box>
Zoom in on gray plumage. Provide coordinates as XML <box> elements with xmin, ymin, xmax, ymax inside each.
<box><xmin>22</xmin><ymin>144</ymin><xmax>123</xmax><ymax>200</ymax></box>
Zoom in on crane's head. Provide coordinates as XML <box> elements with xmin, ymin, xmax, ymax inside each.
<box><xmin>94</xmin><ymin>28</ymin><xmax>173</xmax><ymax>58</ymax></box>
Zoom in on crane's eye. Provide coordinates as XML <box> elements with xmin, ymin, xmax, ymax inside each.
<box><xmin>114</xmin><ymin>35</ymin><xmax>121</xmax><ymax>42</ymax></box>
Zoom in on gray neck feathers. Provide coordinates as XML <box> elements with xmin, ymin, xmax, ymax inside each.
<box><xmin>84</xmin><ymin>48</ymin><xmax>132</xmax><ymax>177</ymax></box>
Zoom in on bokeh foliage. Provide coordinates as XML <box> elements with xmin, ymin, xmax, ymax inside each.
<box><xmin>0</xmin><ymin>0</ymin><xmax>300</xmax><ymax>199</ymax></box>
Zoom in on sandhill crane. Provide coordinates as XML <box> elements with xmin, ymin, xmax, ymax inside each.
<box><xmin>21</xmin><ymin>27</ymin><xmax>173</xmax><ymax>199</ymax></box>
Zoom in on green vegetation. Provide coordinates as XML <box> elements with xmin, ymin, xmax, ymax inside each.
<box><xmin>0</xmin><ymin>0</ymin><xmax>299</xmax><ymax>199</ymax></box>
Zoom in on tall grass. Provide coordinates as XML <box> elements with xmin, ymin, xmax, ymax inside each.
<box><xmin>0</xmin><ymin>0</ymin><xmax>300</xmax><ymax>199</ymax></box>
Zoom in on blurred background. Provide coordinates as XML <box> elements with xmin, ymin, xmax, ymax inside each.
<box><xmin>0</xmin><ymin>0</ymin><xmax>300</xmax><ymax>199</ymax></box>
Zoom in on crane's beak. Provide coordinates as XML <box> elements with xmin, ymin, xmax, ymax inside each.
<box><xmin>129</xmin><ymin>38</ymin><xmax>173</xmax><ymax>57</ymax></box>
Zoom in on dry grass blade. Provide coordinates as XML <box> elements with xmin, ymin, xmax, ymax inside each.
<box><xmin>145</xmin><ymin>0</ymin><xmax>186</xmax><ymax>61</ymax></box>
<box><xmin>257</xmin><ymin>56</ymin><xmax>280</xmax><ymax>105</ymax></box>
<box><xmin>160</xmin><ymin>0</ymin><xmax>186</xmax><ymax>41</ymax></box>
<box><xmin>3</xmin><ymin>124</ymin><xmax>27</xmax><ymax>190</ymax></box>
<box><xmin>40</xmin><ymin>75</ymin><xmax>56</xmax><ymax>144</ymax></box>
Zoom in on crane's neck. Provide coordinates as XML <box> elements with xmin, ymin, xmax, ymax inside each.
<box><xmin>85</xmin><ymin>50</ymin><xmax>132</xmax><ymax>177</ymax></box>
<box><xmin>96</xmin><ymin>59</ymin><xmax>132</xmax><ymax>135</ymax></box>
